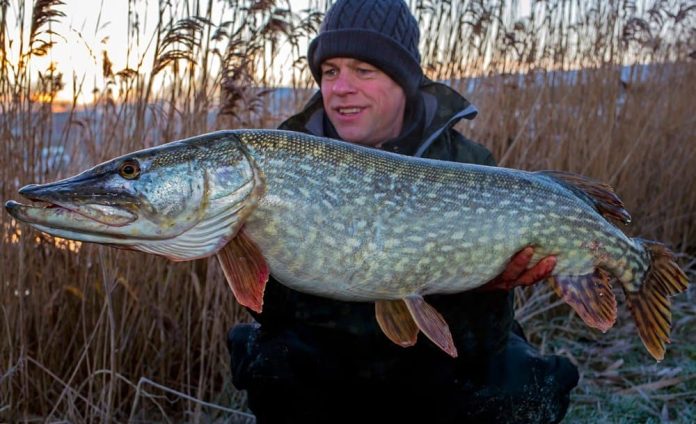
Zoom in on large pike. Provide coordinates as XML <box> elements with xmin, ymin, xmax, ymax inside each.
<box><xmin>5</xmin><ymin>130</ymin><xmax>688</xmax><ymax>360</ymax></box>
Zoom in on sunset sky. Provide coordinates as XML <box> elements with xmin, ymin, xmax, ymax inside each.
<box><xmin>24</xmin><ymin>0</ymin><xmax>149</xmax><ymax>103</ymax></box>
<box><xmin>11</xmin><ymin>0</ymin><xmax>533</xmax><ymax>105</ymax></box>
<box><xmin>17</xmin><ymin>0</ymin><xmax>333</xmax><ymax>105</ymax></box>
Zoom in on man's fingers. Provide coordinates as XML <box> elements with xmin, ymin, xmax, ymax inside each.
<box><xmin>501</xmin><ymin>246</ymin><xmax>535</xmax><ymax>281</ymax></box>
<box><xmin>477</xmin><ymin>249</ymin><xmax>556</xmax><ymax>292</ymax></box>
<box><xmin>517</xmin><ymin>256</ymin><xmax>557</xmax><ymax>286</ymax></box>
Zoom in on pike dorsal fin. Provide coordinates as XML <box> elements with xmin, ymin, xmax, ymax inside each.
<box><xmin>548</xmin><ymin>269</ymin><xmax>618</xmax><ymax>333</ymax></box>
<box><xmin>539</xmin><ymin>170</ymin><xmax>631</xmax><ymax>225</ymax></box>
<box><xmin>375</xmin><ymin>299</ymin><xmax>419</xmax><ymax>348</ymax></box>
<box><xmin>216</xmin><ymin>228</ymin><xmax>269</xmax><ymax>313</ymax></box>
<box><xmin>404</xmin><ymin>296</ymin><xmax>458</xmax><ymax>358</ymax></box>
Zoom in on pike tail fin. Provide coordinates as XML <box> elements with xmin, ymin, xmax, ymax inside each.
<box><xmin>623</xmin><ymin>241</ymin><xmax>689</xmax><ymax>361</ymax></box>
<box><xmin>539</xmin><ymin>170</ymin><xmax>631</xmax><ymax>225</ymax></box>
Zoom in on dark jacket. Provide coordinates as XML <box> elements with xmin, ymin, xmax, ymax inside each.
<box><xmin>251</xmin><ymin>79</ymin><xmax>514</xmax><ymax>360</ymax></box>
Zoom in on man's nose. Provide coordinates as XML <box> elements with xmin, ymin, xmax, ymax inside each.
<box><xmin>331</xmin><ymin>73</ymin><xmax>357</xmax><ymax>95</ymax></box>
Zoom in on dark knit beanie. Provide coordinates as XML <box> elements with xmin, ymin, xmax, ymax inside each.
<box><xmin>308</xmin><ymin>0</ymin><xmax>423</xmax><ymax>96</ymax></box>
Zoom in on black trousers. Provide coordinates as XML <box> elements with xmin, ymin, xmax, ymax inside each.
<box><xmin>227</xmin><ymin>322</ymin><xmax>578</xmax><ymax>424</ymax></box>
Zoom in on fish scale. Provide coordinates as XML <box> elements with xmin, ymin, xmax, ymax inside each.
<box><xmin>5</xmin><ymin>129</ymin><xmax>688</xmax><ymax>360</ymax></box>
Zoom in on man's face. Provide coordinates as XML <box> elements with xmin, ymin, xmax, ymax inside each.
<box><xmin>320</xmin><ymin>58</ymin><xmax>406</xmax><ymax>147</ymax></box>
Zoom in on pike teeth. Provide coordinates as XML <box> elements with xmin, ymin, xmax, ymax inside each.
<box><xmin>25</xmin><ymin>200</ymin><xmax>57</xmax><ymax>209</ymax></box>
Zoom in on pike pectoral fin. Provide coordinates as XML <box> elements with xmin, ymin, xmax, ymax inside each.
<box><xmin>216</xmin><ymin>228</ymin><xmax>269</xmax><ymax>313</ymax></box>
<box><xmin>375</xmin><ymin>299</ymin><xmax>419</xmax><ymax>348</ymax></box>
<box><xmin>548</xmin><ymin>269</ymin><xmax>617</xmax><ymax>333</ymax></box>
<box><xmin>404</xmin><ymin>296</ymin><xmax>458</xmax><ymax>358</ymax></box>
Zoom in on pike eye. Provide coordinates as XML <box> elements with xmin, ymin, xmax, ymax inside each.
<box><xmin>119</xmin><ymin>160</ymin><xmax>141</xmax><ymax>180</ymax></box>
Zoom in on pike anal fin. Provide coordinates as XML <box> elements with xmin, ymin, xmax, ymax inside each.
<box><xmin>216</xmin><ymin>227</ymin><xmax>269</xmax><ymax>313</ymax></box>
<box><xmin>548</xmin><ymin>269</ymin><xmax>618</xmax><ymax>333</ymax></box>
<box><xmin>404</xmin><ymin>296</ymin><xmax>458</xmax><ymax>358</ymax></box>
<box><xmin>375</xmin><ymin>299</ymin><xmax>419</xmax><ymax>348</ymax></box>
<box><xmin>625</xmin><ymin>241</ymin><xmax>689</xmax><ymax>362</ymax></box>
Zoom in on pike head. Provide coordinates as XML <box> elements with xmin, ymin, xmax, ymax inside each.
<box><xmin>5</xmin><ymin>132</ymin><xmax>264</xmax><ymax>261</ymax></box>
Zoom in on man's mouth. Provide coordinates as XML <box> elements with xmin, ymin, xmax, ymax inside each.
<box><xmin>336</xmin><ymin>107</ymin><xmax>363</xmax><ymax>115</ymax></box>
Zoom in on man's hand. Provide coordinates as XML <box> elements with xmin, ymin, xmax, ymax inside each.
<box><xmin>477</xmin><ymin>247</ymin><xmax>556</xmax><ymax>292</ymax></box>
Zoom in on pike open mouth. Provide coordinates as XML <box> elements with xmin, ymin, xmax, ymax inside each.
<box><xmin>10</xmin><ymin>182</ymin><xmax>140</xmax><ymax>227</ymax></box>
<box><xmin>6</xmin><ymin>199</ymin><xmax>82</xmax><ymax>226</ymax></box>
<box><xmin>5</xmin><ymin>198</ymin><xmax>137</xmax><ymax>228</ymax></box>
<box><xmin>4</xmin><ymin>198</ymin><xmax>141</xmax><ymax>246</ymax></box>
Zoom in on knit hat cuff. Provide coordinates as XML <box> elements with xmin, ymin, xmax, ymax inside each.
<box><xmin>308</xmin><ymin>29</ymin><xmax>423</xmax><ymax>96</ymax></box>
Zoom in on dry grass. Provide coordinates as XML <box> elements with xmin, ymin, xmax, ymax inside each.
<box><xmin>1</xmin><ymin>0</ymin><xmax>694</xmax><ymax>422</ymax></box>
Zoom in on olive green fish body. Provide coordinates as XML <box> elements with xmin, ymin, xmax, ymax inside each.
<box><xmin>5</xmin><ymin>129</ymin><xmax>688</xmax><ymax>360</ymax></box>
<box><xmin>236</xmin><ymin>130</ymin><xmax>647</xmax><ymax>300</ymax></box>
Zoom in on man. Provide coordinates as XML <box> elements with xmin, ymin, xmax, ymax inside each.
<box><xmin>227</xmin><ymin>1</ymin><xmax>579</xmax><ymax>423</ymax></box>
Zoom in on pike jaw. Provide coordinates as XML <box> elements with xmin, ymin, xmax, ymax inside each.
<box><xmin>5</xmin><ymin>136</ymin><xmax>263</xmax><ymax>261</ymax></box>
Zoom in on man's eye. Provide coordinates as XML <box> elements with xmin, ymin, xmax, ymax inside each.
<box><xmin>322</xmin><ymin>68</ymin><xmax>337</xmax><ymax>77</ymax></box>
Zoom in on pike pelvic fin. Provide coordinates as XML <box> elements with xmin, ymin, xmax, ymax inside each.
<box><xmin>404</xmin><ymin>296</ymin><xmax>458</xmax><ymax>358</ymax></box>
<box><xmin>216</xmin><ymin>228</ymin><xmax>269</xmax><ymax>313</ymax></box>
<box><xmin>548</xmin><ymin>269</ymin><xmax>618</xmax><ymax>333</ymax></box>
<box><xmin>539</xmin><ymin>170</ymin><xmax>631</xmax><ymax>225</ymax></box>
<box><xmin>623</xmin><ymin>241</ymin><xmax>689</xmax><ymax>361</ymax></box>
<box><xmin>375</xmin><ymin>299</ymin><xmax>419</xmax><ymax>348</ymax></box>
